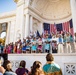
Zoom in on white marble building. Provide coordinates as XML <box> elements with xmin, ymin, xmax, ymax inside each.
<box><xmin>0</xmin><ymin>0</ymin><xmax>76</xmax><ymax>75</ymax></box>
<box><xmin>0</xmin><ymin>0</ymin><xmax>76</xmax><ymax>44</ymax></box>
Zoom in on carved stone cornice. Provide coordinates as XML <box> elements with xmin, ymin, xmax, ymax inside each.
<box><xmin>0</xmin><ymin>11</ymin><xmax>16</xmax><ymax>19</ymax></box>
<box><xmin>48</xmin><ymin>0</ymin><xmax>60</xmax><ymax>3</ymax></box>
<box><xmin>14</xmin><ymin>0</ymin><xmax>18</xmax><ymax>3</ymax></box>
<box><xmin>29</xmin><ymin>0</ymin><xmax>71</xmax><ymax>21</ymax></box>
<box><xmin>29</xmin><ymin>0</ymin><xmax>34</xmax><ymax>5</ymax></box>
<box><xmin>27</xmin><ymin>6</ymin><xmax>72</xmax><ymax>22</ymax></box>
<box><xmin>17</xmin><ymin>0</ymin><xmax>25</xmax><ymax>7</ymax></box>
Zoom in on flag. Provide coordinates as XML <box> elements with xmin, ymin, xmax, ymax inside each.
<box><xmin>62</xmin><ymin>22</ymin><xmax>69</xmax><ymax>33</ymax></box>
<box><xmin>70</xmin><ymin>19</ymin><xmax>73</xmax><ymax>28</ymax></box>
<box><xmin>62</xmin><ymin>22</ymin><xmax>66</xmax><ymax>32</ymax></box>
<box><xmin>56</xmin><ymin>23</ymin><xmax>63</xmax><ymax>34</ymax></box>
<box><xmin>43</xmin><ymin>23</ymin><xmax>50</xmax><ymax>34</ymax></box>
<box><xmin>56</xmin><ymin>23</ymin><xmax>63</xmax><ymax>31</ymax></box>
<box><xmin>54</xmin><ymin>23</ymin><xmax>57</xmax><ymax>34</ymax></box>
<box><xmin>50</xmin><ymin>24</ymin><xmax>54</xmax><ymax>33</ymax></box>
<box><xmin>50</xmin><ymin>23</ymin><xmax>57</xmax><ymax>34</ymax></box>
<box><xmin>70</xmin><ymin>28</ymin><xmax>74</xmax><ymax>36</ymax></box>
<box><xmin>36</xmin><ymin>30</ymin><xmax>41</xmax><ymax>37</ymax></box>
<box><xmin>66</xmin><ymin>21</ymin><xmax>70</xmax><ymax>32</ymax></box>
<box><xmin>69</xmin><ymin>19</ymin><xmax>74</xmax><ymax>36</ymax></box>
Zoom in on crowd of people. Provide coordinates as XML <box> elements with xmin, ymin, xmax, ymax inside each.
<box><xmin>0</xmin><ymin>31</ymin><xmax>76</xmax><ymax>54</ymax></box>
<box><xmin>0</xmin><ymin>53</ymin><xmax>63</xmax><ymax>75</ymax></box>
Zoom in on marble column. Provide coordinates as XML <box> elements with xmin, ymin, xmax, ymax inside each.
<box><xmin>25</xmin><ymin>14</ymin><xmax>30</xmax><ymax>38</ymax></box>
<box><xmin>5</xmin><ymin>21</ymin><xmax>11</xmax><ymax>45</ymax></box>
<box><xmin>40</xmin><ymin>22</ymin><xmax>43</xmax><ymax>35</ymax></box>
<box><xmin>70</xmin><ymin>0</ymin><xmax>76</xmax><ymax>33</ymax></box>
<box><xmin>30</xmin><ymin>16</ymin><xmax>33</xmax><ymax>33</ymax></box>
<box><xmin>14</xmin><ymin>0</ymin><xmax>25</xmax><ymax>42</ymax></box>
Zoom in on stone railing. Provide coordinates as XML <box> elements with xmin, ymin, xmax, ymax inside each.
<box><xmin>7</xmin><ymin>53</ymin><xmax>76</xmax><ymax>75</ymax></box>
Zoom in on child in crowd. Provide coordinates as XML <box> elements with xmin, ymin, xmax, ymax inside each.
<box><xmin>3</xmin><ymin>60</ymin><xmax>17</xmax><ymax>75</ymax></box>
<box><xmin>26</xmin><ymin>43</ymin><xmax>31</xmax><ymax>53</ymax></box>
<box><xmin>52</xmin><ymin>41</ymin><xmax>58</xmax><ymax>53</ymax></box>
<box><xmin>31</xmin><ymin>37</ymin><xmax>37</xmax><ymax>53</ymax></box>
<box><xmin>13</xmin><ymin>42</ymin><xmax>17</xmax><ymax>53</ymax></box>
<box><xmin>37</xmin><ymin>37</ymin><xmax>43</xmax><ymax>53</ymax></box>
<box><xmin>17</xmin><ymin>42</ymin><xmax>22</xmax><ymax>53</ymax></box>
<box><xmin>22</xmin><ymin>42</ymin><xmax>26</xmax><ymax>53</ymax></box>
<box><xmin>16</xmin><ymin>60</ymin><xmax>29</xmax><ymax>75</ymax></box>
<box><xmin>44</xmin><ymin>41</ymin><xmax>50</xmax><ymax>53</ymax></box>
<box><xmin>31</xmin><ymin>43</ymin><xmax>37</xmax><ymax>53</ymax></box>
<box><xmin>29</xmin><ymin>61</ymin><xmax>45</xmax><ymax>75</ymax></box>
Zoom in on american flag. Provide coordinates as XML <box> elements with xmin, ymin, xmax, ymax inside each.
<box><xmin>62</xmin><ymin>22</ymin><xmax>66</xmax><ymax>32</ymax></box>
<box><xmin>62</xmin><ymin>22</ymin><xmax>69</xmax><ymax>33</ymax></box>
<box><xmin>50</xmin><ymin>23</ymin><xmax>57</xmax><ymax>34</ymax></box>
<box><xmin>70</xmin><ymin>28</ymin><xmax>74</xmax><ymax>36</ymax></box>
<box><xmin>50</xmin><ymin>24</ymin><xmax>54</xmax><ymax>34</ymax></box>
<box><xmin>43</xmin><ymin>19</ymin><xmax>74</xmax><ymax>36</ymax></box>
<box><xmin>54</xmin><ymin>23</ymin><xmax>57</xmax><ymax>34</ymax></box>
<box><xmin>69</xmin><ymin>19</ymin><xmax>74</xmax><ymax>36</ymax></box>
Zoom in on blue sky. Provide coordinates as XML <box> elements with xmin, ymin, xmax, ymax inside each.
<box><xmin>0</xmin><ymin>0</ymin><xmax>16</xmax><ymax>13</ymax></box>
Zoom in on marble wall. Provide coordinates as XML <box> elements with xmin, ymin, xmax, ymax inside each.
<box><xmin>8</xmin><ymin>53</ymin><xmax>76</xmax><ymax>75</ymax></box>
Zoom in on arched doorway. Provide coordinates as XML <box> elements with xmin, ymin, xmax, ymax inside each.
<box><xmin>0</xmin><ymin>23</ymin><xmax>7</xmax><ymax>45</ymax></box>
